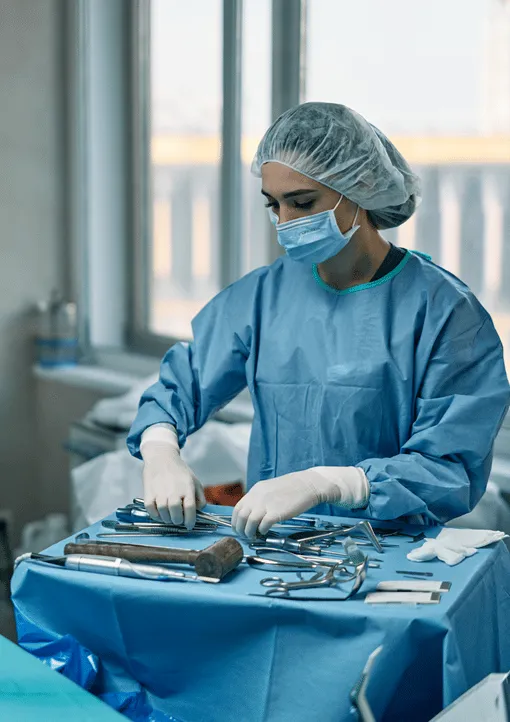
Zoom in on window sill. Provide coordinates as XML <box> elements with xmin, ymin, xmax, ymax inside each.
<box><xmin>33</xmin><ymin>365</ymin><xmax>139</xmax><ymax>395</ymax></box>
<box><xmin>33</xmin><ymin>348</ymin><xmax>160</xmax><ymax>395</ymax></box>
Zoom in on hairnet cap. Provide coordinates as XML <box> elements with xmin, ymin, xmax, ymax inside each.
<box><xmin>251</xmin><ymin>102</ymin><xmax>421</xmax><ymax>230</ymax></box>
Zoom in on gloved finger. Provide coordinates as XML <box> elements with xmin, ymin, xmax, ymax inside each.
<box><xmin>167</xmin><ymin>497</ymin><xmax>185</xmax><ymax>527</ymax></box>
<box><xmin>183</xmin><ymin>494</ymin><xmax>197</xmax><ymax>531</ymax></box>
<box><xmin>194</xmin><ymin>481</ymin><xmax>207</xmax><ymax>510</ymax></box>
<box><xmin>155</xmin><ymin>496</ymin><xmax>173</xmax><ymax>524</ymax></box>
<box><xmin>244</xmin><ymin>508</ymin><xmax>265</xmax><ymax>540</ymax></box>
<box><xmin>258</xmin><ymin>512</ymin><xmax>281</xmax><ymax>537</ymax></box>
<box><xmin>144</xmin><ymin>496</ymin><xmax>160</xmax><ymax>521</ymax></box>
<box><xmin>231</xmin><ymin>500</ymin><xmax>244</xmax><ymax>532</ymax></box>
<box><xmin>232</xmin><ymin>504</ymin><xmax>250</xmax><ymax>537</ymax></box>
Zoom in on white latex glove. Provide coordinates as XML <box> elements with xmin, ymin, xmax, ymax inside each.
<box><xmin>140</xmin><ymin>424</ymin><xmax>206</xmax><ymax>529</ymax></box>
<box><xmin>407</xmin><ymin>527</ymin><xmax>507</xmax><ymax>566</ymax></box>
<box><xmin>232</xmin><ymin>466</ymin><xmax>369</xmax><ymax>539</ymax></box>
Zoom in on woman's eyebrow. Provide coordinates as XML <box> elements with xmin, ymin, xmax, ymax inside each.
<box><xmin>261</xmin><ymin>189</ymin><xmax>318</xmax><ymax>199</ymax></box>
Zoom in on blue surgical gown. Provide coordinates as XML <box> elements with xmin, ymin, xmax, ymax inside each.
<box><xmin>128</xmin><ymin>251</ymin><xmax>510</xmax><ymax>524</ymax></box>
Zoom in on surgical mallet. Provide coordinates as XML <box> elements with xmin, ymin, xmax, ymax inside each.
<box><xmin>64</xmin><ymin>537</ymin><xmax>243</xmax><ymax>581</ymax></box>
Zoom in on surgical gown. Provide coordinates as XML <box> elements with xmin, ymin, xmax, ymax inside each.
<box><xmin>128</xmin><ymin>251</ymin><xmax>510</xmax><ymax>524</ymax></box>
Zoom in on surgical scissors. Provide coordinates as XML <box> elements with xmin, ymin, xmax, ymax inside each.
<box><xmin>255</xmin><ymin>558</ymin><xmax>368</xmax><ymax>600</ymax></box>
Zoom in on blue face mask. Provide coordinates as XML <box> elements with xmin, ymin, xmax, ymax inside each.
<box><xmin>268</xmin><ymin>195</ymin><xmax>360</xmax><ymax>264</ymax></box>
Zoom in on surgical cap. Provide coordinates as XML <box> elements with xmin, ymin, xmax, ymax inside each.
<box><xmin>251</xmin><ymin>102</ymin><xmax>421</xmax><ymax>230</ymax></box>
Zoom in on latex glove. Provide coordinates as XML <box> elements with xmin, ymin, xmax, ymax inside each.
<box><xmin>232</xmin><ymin>466</ymin><xmax>369</xmax><ymax>539</ymax></box>
<box><xmin>140</xmin><ymin>424</ymin><xmax>206</xmax><ymax>529</ymax></box>
<box><xmin>407</xmin><ymin>527</ymin><xmax>507</xmax><ymax>566</ymax></box>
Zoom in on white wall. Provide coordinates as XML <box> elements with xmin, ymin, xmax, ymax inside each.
<box><xmin>0</xmin><ymin>0</ymin><xmax>66</xmax><ymax>540</ymax></box>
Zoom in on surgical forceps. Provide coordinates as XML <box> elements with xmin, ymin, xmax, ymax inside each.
<box><xmin>130</xmin><ymin>500</ymin><xmax>285</xmax><ymax>539</ymax></box>
<box><xmin>132</xmin><ymin>499</ymin><xmax>232</xmax><ymax>526</ymax></box>
<box><xmin>117</xmin><ymin>505</ymin><xmax>220</xmax><ymax>530</ymax></box>
<box><xmin>250</xmin><ymin>537</ymin><xmax>370</xmax><ymax>559</ymax></box>
<box><xmin>287</xmin><ymin>520</ymin><xmax>384</xmax><ymax>553</ymax></box>
<box><xmin>246</xmin><ymin>547</ymin><xmax>381</xmax><ymax>571</ymax></box>
<box><xmin>254</xmin><ymin>557</ymin><xmax>368</xmax><ymax>600</ymax></box>
<box><xmin>132</xmin><ymin>500</ymin><xmax>357</xmax><ymax>534</ymax></box>
<box><xmin>104</xmin><ymin>518</ymin><xmax>218</xmax><ymax>534</ymax></box>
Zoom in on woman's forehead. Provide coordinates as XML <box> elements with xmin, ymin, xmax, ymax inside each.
<box><xmin>261</xmin><ymin>162</ymin><xmax>328</xmax><ymax>194</ymax></box>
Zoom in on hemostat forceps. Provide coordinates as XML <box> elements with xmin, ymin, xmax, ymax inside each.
<box><xmin>255</xmin><ymin>558</ymin><xmax>368</xmax><ymax>600</ymax></box>
<box><xmin>287</xmin><ymin>520</ymin><xmax>384</xmax><ymax>553</ymax></box>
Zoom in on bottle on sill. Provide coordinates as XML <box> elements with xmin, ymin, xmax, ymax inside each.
<box><xmin>35</xmin><ymin>290</ymin><xmax>79</xmax><ymax>369</ymax></box>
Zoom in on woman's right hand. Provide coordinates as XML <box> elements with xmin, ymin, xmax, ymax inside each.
<box><xmin>140</xmin><ymin>426</ymin><xmax>206</xmax><ymax>529</ymax></box>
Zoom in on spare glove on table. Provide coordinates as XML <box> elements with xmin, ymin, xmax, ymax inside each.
<box><xmin>407</xmin><ymin>527</ymin><xmax>507</xmax><ymax>566</ymax></box>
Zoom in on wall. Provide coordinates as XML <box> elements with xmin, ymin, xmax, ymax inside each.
<box><xmin>0</xmin><ymin>0</ymin><xmax>66</xmax><ymax>541</ymax></box>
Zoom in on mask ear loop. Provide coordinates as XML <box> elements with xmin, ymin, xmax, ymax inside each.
<box><xmin>333</xmin><ymin>195</ymin><xmax>344</xmax><ymax>211</ymax></box>
<box><xmin>333</xmin><ymin>195</ymin><xmax>360</xmax><ymax>233</ymax></box>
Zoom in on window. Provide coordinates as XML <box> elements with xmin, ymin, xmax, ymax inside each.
<box><xmin>241</xmin><ymin>0</ymin><xmax>272</xmax><ymax>276</ymax></box>
<box><xmin>305</xmin><ymin>0</ymin><xmax>510</xmax><ymax>366</ymax></box>
<box><xmin>149</xmin><ymin>0</ymin><xmax>223</xmax><ymax>340</ymax></box>
<box><xmin>145</xmin><ymin>0</ymin><xmax>274</xmax><ymax>343</ymax></box>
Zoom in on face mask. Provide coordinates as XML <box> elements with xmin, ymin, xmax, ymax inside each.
<box><xmin>268</xmin><ymin>195</ymin><xmax>360</xmax><ymax>264</ymax></box>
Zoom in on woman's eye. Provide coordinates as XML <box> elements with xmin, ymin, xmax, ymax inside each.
<box><xmin>264</xmin><ymin>201</ymin><xmax>278</xmax><ymax>209</ymax></box>
<box><xmin>294</xmin><ymin>200</ymin><xmax>314</xmax><ymax>210</ymax></box>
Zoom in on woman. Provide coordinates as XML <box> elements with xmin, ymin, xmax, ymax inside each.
<box><xmin>128</xmin><ymin>102</ymin><xmax>510</xmax><ymax>539</ymax></box>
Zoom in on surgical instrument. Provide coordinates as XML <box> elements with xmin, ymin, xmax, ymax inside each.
<box><xmin>97</xmin><ymin>531</ymin><xmax>199</xmax><ymax>539</ymax></box>
<box><xmin>132</xmin><ymin>500</ymin><xmax>233</xmax><ymax>529</ymax></box>
<box><xmin>248</xmin><ymin>544</ymin><xmax>382</xmax><ymax>568</ymax></box>
<box><xmin>375</xmin><ymin>529</ymin><xmax>425</xmax><ymax>543</ymax></box>
<box><xmin>134</xmin><ymin>499</ymin><xmax>318</xmax><ymax>529</ymax></box>
<box><xmin>133</xmin><ymin>499</ymin><xmax>356</xmax><ymax>532</ymax></box>
<box><xmin>116</xmin><ymin>507</ymin><xmax>220</xmax><ymax>531</ymax></box>
<box><xmin>251</xmin><ymin>558</ymin><xmax>368</xmax><ymax>601</ymax></box>
<box><xmin>245</xmin><ymin>554</ymin><xmax>327</xmax><ymax>574</ymax></box>
<box><xmin>350</xmin><ymin>645</ymin><xmax>383</xmax><ymax>722</ymax></box>
<box><xmin>396</xmin><ymin>569</ymin><xmax>434</xmax><ymax>577</ymax></box>
<box><xmin>132</xmin><ymin>499</ymin><xmax>361</xmax><ymax>536</ymax></box>
<box><xmin>251</xmin><ymin>537</ymin><xmax>360</xmax><ymax>559</ymax></box>
<box><xmin>251</xmin><ymin>539</ymin><xmax>368</xmax><ymax>600</ymax></box>
<box><xmin>102</xmin><ymin>520</ymin><xmax>217</xmax><ymax>534</ymax></box>
<box><xmin>260</xmin><ymin>562</ymin><xmax>354</xmax><ymax>593</ymax></box>
<box><xmin>14</xmin><ymin>553</ymin><xmax>220</xmax><ymax>583</ymax></box>
<box><xmin>288</xmin><ymin>520</ymin><xmax>384</xmax><ymax>553</ymax></box>
<box><xmin>318</xmin><ymin>538</ymin><xmax>398</xmax><ymax>549</ymax></box>
<box><xmin>64</xmin><ymin>537</ymin><xmax>243</xmax><ymax>580</ymax></box>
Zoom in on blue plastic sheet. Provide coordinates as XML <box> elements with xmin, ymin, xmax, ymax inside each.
<box><xmin>11</xmin><ymin>510</ymin><xmax>510</xmax><ymax>722</ymax></box>
<box><xmin>15</xmin><ymin>609</ymin><xmax>182</xmax><ymax>722</ymax></box>
<box><xmin>16</xmin><ymin>612</ymin><xmax>99</xmax><ymax>689</ymax></box>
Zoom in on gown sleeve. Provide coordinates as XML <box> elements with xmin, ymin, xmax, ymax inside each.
<box><xmin>126</xmin><ymin>274</ymin><xmax>259</xmax><ymax>458</ymax></box>
<box><xmin>358</xmin><ymin>305</ymin><xmax>510</xmax><ymax>523</ymax></box>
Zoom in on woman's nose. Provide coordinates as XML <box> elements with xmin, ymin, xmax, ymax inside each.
<box><xmin>278</xmin><ymin>207</ymin><xmax>299</xmax><ymax>224</ymax></box>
